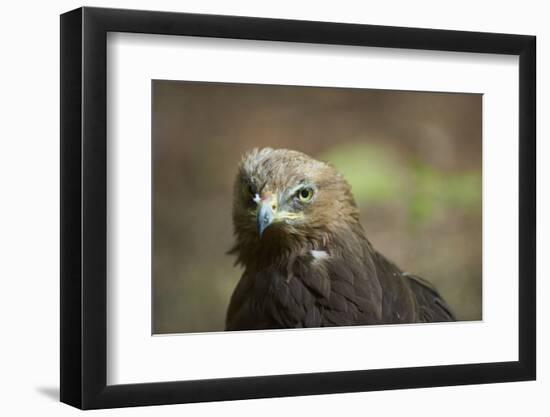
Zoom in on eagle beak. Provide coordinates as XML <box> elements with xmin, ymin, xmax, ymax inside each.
<box><xmin>256</xmin><ymin>198</ymin><xmax>276</xmax><ymax>238</ymax></box>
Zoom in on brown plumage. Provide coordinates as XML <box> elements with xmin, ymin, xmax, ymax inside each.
<box><xmin>226</xmin><ymin>148</ymin><xmax>455</xmax><ymax>330</ymax></box>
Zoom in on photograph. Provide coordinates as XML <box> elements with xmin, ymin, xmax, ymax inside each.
<box><xmin>152</xmin><ymin>80</ymin><xmax>482</xmax><ymax>334</ymax></box>
<box><xmin>56</xmin><ymin>4</ymin><xmax>538</xmax><ymax>411</ymax></box>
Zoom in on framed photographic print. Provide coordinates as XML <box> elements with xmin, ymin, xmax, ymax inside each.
<box><xmin>60</xmin><ymin>6</ymin><xmax>536</xmax><ymax>409</ymax></box>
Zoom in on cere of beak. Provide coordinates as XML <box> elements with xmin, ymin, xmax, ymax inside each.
<box><xmin>257</xmin><ymin>201</ymin><xmax>275</xmax><ymax>238</ymax></box>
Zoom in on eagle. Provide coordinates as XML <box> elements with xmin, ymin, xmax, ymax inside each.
<box><xmin>226</xmin><ymin>148</ymin><xmax>455</xmax><ymax>330</ymax></box>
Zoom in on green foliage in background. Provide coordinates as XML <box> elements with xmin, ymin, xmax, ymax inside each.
<box><xmin>322</xmin><ymin>143</ymin><xmax>481</xmax><ymax>226</ymax></box>
<box><xmin>322</xmin><ymin>143</ymin><xmax>402</xmax><ymax>203</ymax></box>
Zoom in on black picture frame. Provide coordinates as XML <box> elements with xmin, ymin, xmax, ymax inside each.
<box><xmin>60</xmin><ymin>6</ymin><xmax>536</xmax><ymax>410</ymax></box>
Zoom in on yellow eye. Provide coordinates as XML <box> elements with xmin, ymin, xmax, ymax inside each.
<box><xmin>297</xmin><ymin>187</ymin><xmax>314</xmax><ymax>202</ymax></box>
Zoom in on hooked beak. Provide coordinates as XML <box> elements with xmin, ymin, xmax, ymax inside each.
<box><xmin>257</xmin><ymin>200</ymin><xmax>275</xmax><ymax>238</ymax></box>
<box><xmin>253</xmin><ymin>192</ymin><xmax>303</xmax><ymax>238</ymax></box>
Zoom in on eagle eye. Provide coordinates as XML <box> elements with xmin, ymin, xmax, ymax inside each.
<box><xmin>245</xmin><ymin>183</ymin><xmax>259</xmax><ymax>207</ymax></box>
<box><xmin>297</xmin><ymin>186</ymin><xmax>314</xmax><ymax>203</ymax></box>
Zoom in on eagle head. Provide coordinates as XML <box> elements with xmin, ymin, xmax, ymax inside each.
<box><xmin>231</xmin><ymin>148</ymin><xmax>361</xmax><ymax>266</ymax></box>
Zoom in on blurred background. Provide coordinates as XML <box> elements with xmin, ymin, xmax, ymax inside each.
<box><xmin>152</xmin><ymin>80</ymin><xmax>482</xmax><ymax>334</ymax></box>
